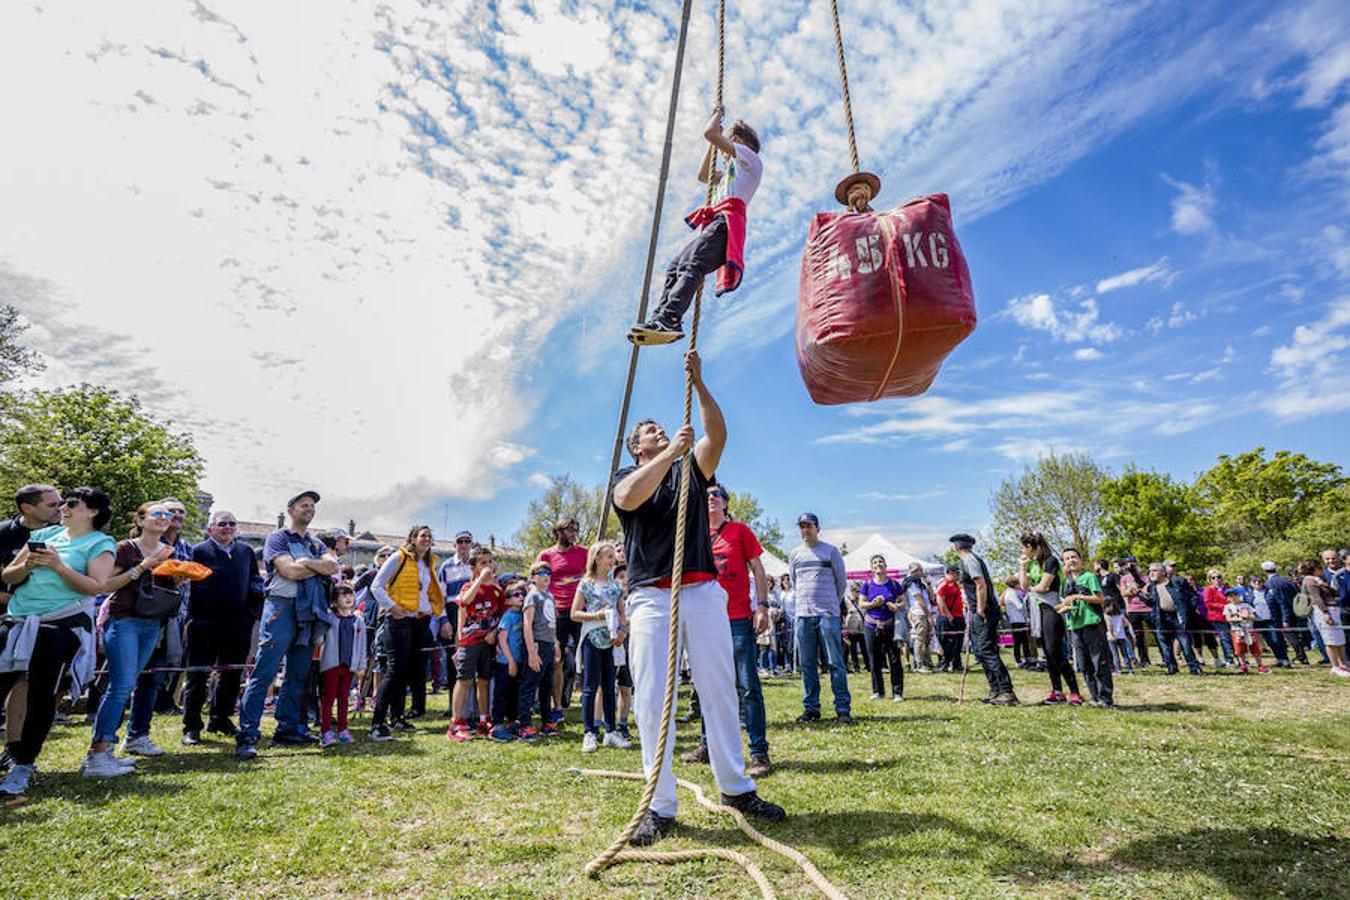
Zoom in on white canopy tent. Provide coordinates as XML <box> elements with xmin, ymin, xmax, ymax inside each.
<box><xmin>758</xmin><ymin>550</ymin><xmax>790</xmax><ymax>579</ymax></box>
<box><xmin>841</xmin><ymin>533</ymin><xmax>933</xmax><ymax>579</ymax></box>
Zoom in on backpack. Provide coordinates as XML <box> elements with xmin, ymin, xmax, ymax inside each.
<box><xmin>1292</xmin><ymin>591</ymin><xmax>1312</xmax><ymax>618</ymax></box>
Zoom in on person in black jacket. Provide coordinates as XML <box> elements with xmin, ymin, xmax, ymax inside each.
<box><xmin>181</xmin><ymin>510</ymin><xmax>264</xmax><ymax>744</ymax></box>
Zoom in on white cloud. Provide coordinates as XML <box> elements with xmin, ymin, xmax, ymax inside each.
<box><xmin>857</xmin><ymin>490</ymin><xmax>947</xmax><ymax>502</ymax></box>
<box><xmin>527</xmin><ymin>472</ymin><xmax>553</xmax><ymax>489</ymax></box>
<box><xmin>1251</xmin><ymin>324</ymin><xmax>1272</xmax><ymax>336</ymax></box>
<box><xmin>1004</xmin><ymin>293</ymin><xmax>1123</xmax><ymax>343</ymax></box>
<box><xmin>1266</xmin><ymin>296</ymin><xmax>1350</xmax><ymax>420</ymax></box>
<box><xmin>1163</xmin><ymin>171</ymin><xmax>1218</xmax><ymax>236</ymax></box>
<box><xmin>1146</xmin><ymin>301</ymin><xmax>1198</xmax><ymax>334</ymax></box>
<box><xmin>1096</xmin><ymin>257</ymin><xmax>1176</xmax><ymax>293</ymax></box>
<box><xmin>1072</xmin><ymin>347</ymin><xmax>1104</xmax><ymax>361</ymax></box>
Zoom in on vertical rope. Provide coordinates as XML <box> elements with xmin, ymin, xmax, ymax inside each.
<box><xmin>829</xmin><ymin>0</ymin><xmax>859</xmax><ymax>173</ymax></box>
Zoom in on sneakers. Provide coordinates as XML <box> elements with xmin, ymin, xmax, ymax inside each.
<box><xmin>581</xmin><ymin>731</ymin><xmax>599</xmax><ymax>753</ymax></box>
<box><xmin>320</xmin><ymin>731</ymin><xmax>338</xmax><ymax>748</ymax></box>
<box><xmin>475</xmin><ymin>719</ymin><xmax>492</xmax><ymax>736</ymax></box>
<box><xmin>1</xmin><ymin>763</ymin><xmax>36</xmax><ymax>795</ymax></box>
<box><xmin>182</xmin><ymin>731</ymin><xmax>201</xmax><ymax>746</ymax></box>
<box><xmin>627</xmin><ymin>322</ymin><xmax>684</xmax><ymax>346</ymax></box>
<box><xmin>629</xmin><ymin>810</ymin><xmax>677</xmax><ymax>847</ymax></box>
<box><xmin>603</xmin><ymin>730</ymin><xmax>632</xmax><ymax>750</ymax></box>
<box><xmin>1067</xmin><ymin>693</ymin><xmax>1084</xmax><ymax>707</ymax></box>
<box><xmin>795</xmin><ymin>711</ymin><xmax>821</xmax><ymax>724</ymax></box>
<box><xmin>1239</xmin><ymin>664</ymin><xmax>1250</xmax><ymax>674</ymax></box>
<box><xmin>1332</xmin><ymin>666</ymin><xmax>1350</xmax><ymax>678</ymax></box>
<box><xmin>541</xmin><ymin>723</ymin><xmax>562</xmax><ymax>738</ymax></box>
<box><xmin>337</xmin><ymin>729</ymin><xmax>355</xmax><ymax>744</ymax></box>
<box><xmin>989</xmin><ymin>692</ymin><xmax>1020</xmax><ymax>706</ymax></box>
<box><xmin>516</xmin><ymin>726</ymin><xmax>541</xmax><ymax>742</ymax></box>
<box><xmin>721</xmin><ymin>790</ymin><xmax>787</xmax><ymax>823</ymax></box>
<box><xmin>121</xmin><ymin>734</ymin><xmax>166</xmax><ymax>757</ymax></box>
<box><xmin>390</xmin><ymin>719</ymin><xmax>417</xmax><ymax>733</ymax></box>
<box><xmin>681</xmin><ymin>744</ymin><xmax>710</xmax><ymax>764</ymax></box>
<box><xmin>1040</xmin><ymin>691</ymin><xmax>1066</xmax><ymax>705</ymax></box>
<box><xmin>835</xmin><ymin>713</ymin><xmax>854</xmax><ymax>725</ymax></box>
<box><xmin>547</xmin><ymin>709</ymin><xmax>565</xmax><ymax>725</ymax></box>
<box><xmin>1256</xmin><ymin>666</ymin><xmax>1271</xmax><ymax>674</ymax></box>
<box><xmin>272</xmin><ymin>731</ymin><xmax>318</xmax><ymax>746</ymax></box>
<box><xmin>82</xmin><ymin>749</ymin><xmax>133</xmax><ymax>778</ymax></box>
<box><xmin>746</xmin><ymin>754</ymin><xmax>773</xmax><ymax>778</ymax></box>
<box><xmin>369</xmin><ymin>724</ymin><xmax>393</xmax><ymax>742</ymax></box>
<box><xmin>892</xmin><ymin>695</ymin><xmax>905</xmax><ymax>702</ymax></box>
<box><xmin>489</xmin><ymin>724</ymin><xmax>516</xmax><ymax>743</ymax></box>
<box><xmin>206</xmin><ymin>719</ymin><xmax>237</xmax><ymax>736</ymax></box>
<box><xmin>234</xmin><ymin>740</ymin><xmax>258</xmax><ymax>761</ymax></box>
<box><xmin>870</xmin><ymin>692</ymin><xmax>883</xmax><ymax>700</ymax></box>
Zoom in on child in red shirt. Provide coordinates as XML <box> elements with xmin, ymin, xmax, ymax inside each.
<box><xmin>447</xmin><ymin>546</ymin><xmax>504</xmax><ymax>742</ymax></box>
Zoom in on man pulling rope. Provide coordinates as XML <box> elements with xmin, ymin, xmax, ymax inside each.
<box><xmin>610</xmin><ymin>349</ymin><xmax>786</xmax><ymax>845</ymax></box>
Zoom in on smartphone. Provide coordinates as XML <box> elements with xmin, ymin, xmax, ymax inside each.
<box><xmin>26</xmin><ymin>540</ymin><xmax>47</xmax><ymax>552</ymax></box>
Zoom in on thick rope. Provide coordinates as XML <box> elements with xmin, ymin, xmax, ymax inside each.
<box><xmin>828</xmin><ymin>0</ymin><xmax>877</xmax><ymax>212</ymax></box>
<box><xmin>577</xmin><ymin>768</ymin><xmax>848</xmax><ymax>900</ymax></box>
<box><xmin>585</xmin><ymin>0</ymin><xmax>724</xmax><ymax>881</ymax></box>
<box><xmin>828</xmin><ymin>0</ymin><xmax>859</xmax><ymax>174</ymax></box>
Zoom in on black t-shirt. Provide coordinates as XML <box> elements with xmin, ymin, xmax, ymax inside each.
<box><xmin>1033</xmin><ymin>555</ymin><xmax>1061</xmax><ymax>593</ymax></box>
<box><xmin>613</xmin><ymin>458</ymin><xmax>717</xmax><ymax>589</ymax></box>
<box><xmin>1100</xmin><ymin>571</ymin><xmax>1123</xmax><ymax>612</ymax></box>
<box><xmin>0</xmin><ymin>517</ymin><xmax>32</xmax><ymax>595</ymax></box>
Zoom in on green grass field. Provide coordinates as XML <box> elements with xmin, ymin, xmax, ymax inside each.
<box><xmin>2</xmin><ymin>665</ymin><xmax>1346</xmax><ymax>899</ymax></box>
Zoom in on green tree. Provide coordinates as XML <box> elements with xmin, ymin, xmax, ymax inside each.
<box><xmin>1097</xmin><ymin>467</ymin><xmax>1216</xmax><ymax>571</ymax></box>
<box><xmin>1194</xmin><ymin>447</ymin><xmax>1344</xmax><ymax>556</ymax></box>
<box><xmin>514</xmin><ymin>474</ymin><xmax>614</xmax><ymax>557</ymax></box>
<box><xmin>988</xmin><ymin>451</ymin><xmax>1108</xmax><ymax>563</ymax></box>
<box><xmin>725</xmin><ymin>489</ymin><xmax>784</xmax><ymax>556</ymax></box>
<box><xmin>1225</xmin><ymin>483</ymin><xmax>1350</xmax><ymax>576</ymax></box>
<box><xmin>0</xmin><ymin>384</ymin><xmax>204</xmax><ymax>537</ymax></box>
<box><xmin>0</xmin><ymin>305</ymin><xmax>43</xmax><ymax>387</ymax></box>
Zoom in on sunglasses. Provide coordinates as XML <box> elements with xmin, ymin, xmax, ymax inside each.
<box><xmin>62</xmin><ymin>498</ymin><xmax>83</xmax><ymax>508</ymax></box>
<box><xmin>506</xmin><ymin>590</ymin><xmax>527</xmax><ymax>598</ymax></box>
<box><xmin>534</xmin><ymin>569</ymin><xmax>552</xmax><ymax>576</ymax></box>
<box><xmin>707</xmin><ymin>490</ymin><xmax>727</xmax><ymax>499</ymax></box>
<box><xmin>455</xmin><ymin>538</ymin><xmax>472</xmax><ymax>544</ymax></box>
<box><xmin>214</xmin><ymin>521</ymin><xmax>238</xmax><ymax>527</ymax></box>
<box><xmin>147</xmin><ymin>510</ymin><xmax>174</xmax><ymax>521</ymax></box>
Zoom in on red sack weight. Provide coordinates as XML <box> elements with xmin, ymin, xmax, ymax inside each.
<box><xmin>796</xmin><ymin>193</ymin><xmax>976</xmax><ymax>405</ymax></box>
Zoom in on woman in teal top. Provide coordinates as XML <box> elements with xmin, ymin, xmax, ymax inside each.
<box><xmin>1059</xmin><ymin>547</ymin><xmax>1113</xmax><ymax>708</ymax></box>
<box><xmin>0</xmin><ymin>487</ymin><xmax>117</xmax><ymax>798</ymax></box>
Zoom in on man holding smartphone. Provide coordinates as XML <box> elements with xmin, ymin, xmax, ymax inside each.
<box><xmin>0</xmin><ymin>485</ymin><xmax>63</xmax><ymax>773</ymax></box>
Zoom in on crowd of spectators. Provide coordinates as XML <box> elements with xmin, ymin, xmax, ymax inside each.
<box><xmin>0</xmin><ymin>482</ymin><xmax>1344</xmax><ymax>799</ymax></box>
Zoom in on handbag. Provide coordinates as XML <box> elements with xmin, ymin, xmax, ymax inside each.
<box><xmin>134</xmin><ymin>573</ymin><xmax>183</xmax><ymax>620</ymax></box>
<box><xmin>1292</xmin><ymin>591</ymin><xmax>1312</xmax><ymax>618</ymax></box>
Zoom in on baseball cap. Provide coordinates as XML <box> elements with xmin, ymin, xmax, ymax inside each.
<box><xmin>454</xmin><ymin>529</ymin><xmax>473</xmax><ymax>541</ymax></box>
<box><xmin>797</xmin><ymin>512</ymin><xmax>820</xmax><ymax>526</ymax></box>
<box><xmin>287</xmin><ymin>490</ymin><xmax>320</xmax><ymax>508</ymax></box>
<box><xmin>1260</xmin><ymin>561</ymin><xmax>1277</xmax><ymax>572</ymax></box>
<box><xmin>327</xmin><ymin>528</ymin><xmax>352</xmax><ymax>541</ymax></box>
<box><xmin>1162</xmin><ymin>559</ymin><xmax>1176</xmax><ymax>567</ymax></box>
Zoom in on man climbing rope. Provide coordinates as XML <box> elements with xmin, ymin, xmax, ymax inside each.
<box><xmin>611</xmin><ymin>349</ymin><xmax>785</xmax><ymax>846</ymax></box>
<box><xmin>628</xmin><ymin>109</ymin><xmax>762</xmax><ymax>346</ymax></box>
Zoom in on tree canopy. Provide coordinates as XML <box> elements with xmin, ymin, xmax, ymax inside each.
<box><xmin>987</xmin><ymin>451</ymin><xmax>1108</xmax><ymax>570</ymax></box>
<box><xmin>513</xmin><ymin>474</ymin><xmax>613</xmax><ymax>557</ymax></box>
<box><xmin>0</xmin><ymin>384</ymin><xmax>205</xmax><ymax>536</ymax></box>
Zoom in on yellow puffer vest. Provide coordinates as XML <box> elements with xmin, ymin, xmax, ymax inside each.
<box><xmin>386</xmin><ymin>548</ymin><xmax>445</xmax><ymax>616</ymax></box>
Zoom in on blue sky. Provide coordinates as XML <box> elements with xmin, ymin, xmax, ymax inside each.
<box><xmin>1</xmin><ymin>1</ymin><xmax>1347</xmax><ymax>554</ymax></box>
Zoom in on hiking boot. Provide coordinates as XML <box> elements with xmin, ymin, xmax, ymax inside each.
<box><xmin>990</xmin><ymin>692</ymin><xmax>1020</xmax><ymax>706</ymax></box>
<box><xmin>628</xmin><ymin>322</ymin><xmax>684</xmax><ymax>346</ymax></box>
<box><xmin>746</xmin><ymin>754</ymin><xmax>773</xmax><ymax>778</ymax></box>
<box><xmin>681</xmin><ymin>744</ymin><xmax>710</xmax><ymax>764</ymax></box>
<box><xmin>721</xmin><ymin>790</ymin><xmax>786</xmax><ymax>823</ymax></box>
<box><xmin>182</xmin><ymin>731</ymin><xmax>201</xmax><ymax>746</ymax></box>
<box><xmin>795</xmin><ymin>710</ymin><xmax>821</xmax><ymax>724</ymax></box>
<box><xmin>629</xmin><ymin>810</ymin><xmax>676</xmax><ymax>847</ymax></box>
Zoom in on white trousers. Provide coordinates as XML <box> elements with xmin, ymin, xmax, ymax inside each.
<box><xmin>628</xmin><ymin>580</ymin><xmax>755</xmax><ymax>817</ymax></box>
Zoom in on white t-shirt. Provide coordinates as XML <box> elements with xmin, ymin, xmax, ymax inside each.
<box><xmin>712</xmin><ymin>144</ymin><xmax>763</xmax><ymax>207</ymax></box>
<box><xmin>906</xmin><ymin>583</ymin><xmax>929</xmax><ymax>617</ymax></box>
<box><xmin>1001</xmin><ymin>587</ymin><xmax>1028</xmax><ymax>624</ymax></box>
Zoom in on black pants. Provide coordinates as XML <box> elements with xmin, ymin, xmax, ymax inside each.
<box><xmin>1038</xmin><ymin>604</ymin><xmax>1080</xmax><ymax>695</ymax></box>
<box><xmin>373</xmin><ymin>616</ymin><xmax>417</xmax><ymax>727</ymax></box>
<box><xmin>1126</xmin><ymin>611</ymin><xmax>1152</xmax><ymax>665</ymax></box>
<box><xmin>408</xmin><ymin>616</ymin><xmax>432</xmax><ymax>716</ymax></box>
<box><xmin>864</xmin><ymin>624</ymin><xmax>903</xmax><ymax>697</ymax></box>
<box><xmin>939</xmin><ymin>616</ymin><xmax>965</xmax><ymax>670</ymax></box>
<box><xmin>0</xmin><ymin>615</ymin><xmax>87</xmax><ymax>765</ymax></box>
<box><xmin>1009</xmin><ymin>623</ymin><xmax>1031</xmax><ymax>663</ymax></box>
<box><xmin>557</xmin><ymin>608</ymin><xmax>582</xmax><ymax>707</ymax></box>
<box><xmin>843</xmin><ymin>633</ymin><xmax>866</xmax><ymax>672</ymax></box>
<box><xmin>1070</xmin><ymin>621</ymin><xmax>1113</xmax><ymax>704</ymax></box>
<box><xmin>651</xmin><ymin>215</ymin><xmax>728</xmax><ymax>328</ymax></box>
<box><xmin>969</xmin><ymin>609</ymin><xmax>1013</xmax><ymax>695</ymax></box>
<box><xmin>182</xmin><ymin>618</ymin><xmax>253</xmax><ymax>733</ymax></box>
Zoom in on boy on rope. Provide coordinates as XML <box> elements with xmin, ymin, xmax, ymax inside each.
<box><xmin>611</xmin><ymin>350</ymin><xmax>785</xmax><ymax>846</ymax></box>
<box><xmin>628</xmin><ymin>109</ymin><xmax>762</xmax><ymax>346</ymax></box>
